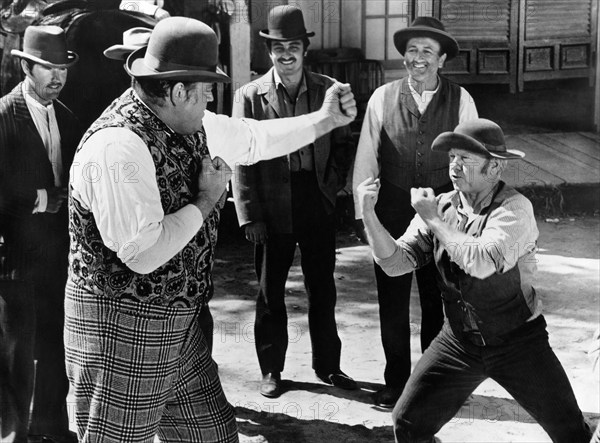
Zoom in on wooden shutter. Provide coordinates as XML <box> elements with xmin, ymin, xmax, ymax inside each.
<box><xmin>441</xmin><ymin>0</ymin><xmax>512</xmax><ymax>41</ymax></box>
<box><xmin>525</xmin><ymin>0</ymin><xmax>592</xmax><ymax>40</ymax></box>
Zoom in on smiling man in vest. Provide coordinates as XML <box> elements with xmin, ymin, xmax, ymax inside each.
<box><xmin>352</xmin><ymin>17</ymin><xmax>478</xmax><ymax>408</ymax></box>
<box><xmin>356</xmin><ymin>118</ymin><xmax>592</xmax><ymax>443</ymax></box>
<box><xmin>65</xmin><ymin>16</ymin><xmax>356</xmax><ymax>442</ymax></box>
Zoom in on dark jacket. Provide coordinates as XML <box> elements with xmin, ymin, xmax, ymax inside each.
<box><xmin>0</xmin><ymin>83</ymin><xmax>81</xmax><ymax>276</ymax></box>
<box><xmin>231</xmin><ymin>68</ymin><xmax>354</xmax><ymax>233</ymax></box>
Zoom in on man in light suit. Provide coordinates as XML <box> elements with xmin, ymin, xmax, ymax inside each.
<box><xmin>0</xmin><ymin>25</ymin><xmax>81</xmax><ymax>443</ymax></box>
<box><xmin>231</xmin><ymin>5</ymin><xmax>356</xmax><ymax>398</ymax></box>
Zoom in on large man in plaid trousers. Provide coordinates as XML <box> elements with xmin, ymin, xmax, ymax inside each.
<box><xmin>64</xmin><ymin>17</ymin><xmax>357</xmax><ymax>443</ymax></box>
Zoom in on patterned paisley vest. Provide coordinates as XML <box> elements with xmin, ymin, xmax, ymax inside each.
<box><xmin>68</xmin><ymin>89</ymin><xmax>220</xmax><ymax>308</ymax></box>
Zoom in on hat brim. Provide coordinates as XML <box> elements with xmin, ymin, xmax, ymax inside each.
<box><xmin>104</xmin><ymin>44</ymin><xmax>143</xmax><ymax>61</ymax></box>
<box><xmin>125</xmin><ymin>47</ymin><xmax>231</xmax><ymax>83</ymax></box>
<box><xmin>393</xmin><ymin>27</ymin><xmax>459</xmax><ymax>60</ymax></box>
<box><xmin>11</xmin><ymin>49</ymin><xmax>78</xmax><ymax>68</ymax></box>
<box><xmin>432</xmin><ymin>132</ymin><xmax>525</xmax><ymax>159</ymax></box>
<box><xmin>259</xmin><ymin>30</ymin><xmax>315</xmax><ymax>41</ymax></box>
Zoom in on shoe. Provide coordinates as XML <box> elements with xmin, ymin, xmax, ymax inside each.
<box><xmin>28</xmin><ymin>431</ymin><xmax>78</xmax><ymax>443</ymax></box>
<box><xmin>374</xmin><ymin>386</ymin><xmax>402</xmax><ymax>408</ymax></box>
<box><xmin>259</xmin><ymin>372</ymin><xmax>282</xmax><ymax>398</ymax></box>
<box><xmin>315</xmin><ymin>371</ymin><xmax>358</xmax><ymax>390</ymax></box>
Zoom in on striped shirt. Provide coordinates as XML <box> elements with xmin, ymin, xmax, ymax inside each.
<box><xmin>375</xmin><ymin>182</ymin><xmax>542</xmax><ymax>318</ymax></box>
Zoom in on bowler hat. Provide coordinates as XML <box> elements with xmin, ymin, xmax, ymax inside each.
<box><xmin>126</xmin><ymin>17</ymin><xmax>230</xmax><ymax>83</ymax></box>
<box><xmin>11</xmin><ymin>25</ymin><xmax>78</xmax><ymax>68</ymax></box>
<box><xmin>104</xmin><ymin>27</ymin><xmax>152</xmax><ymax>61</ymax></box>
<box><xmin>393</xmin><ymin>17</ymin><xmax>459</xmax><ymax>60</ymax></box>
<box><xmin>259</xmin><ymin>5</ymin><xmax>315</xmax><ymax>41</ymax></box>
<box><xmin>432</xmin><ymin>119</ymin><xmax>524</xmax><ymax>159</ymax></box>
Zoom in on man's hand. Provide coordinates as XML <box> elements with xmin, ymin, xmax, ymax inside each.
<box><xmin>46</xmin><ymin>187</ymin><xmax>68</xmax><ymax>213</ymax></box>
<box><xmin>193</xmin><ymin>156</ymin><xmax>232</xmax><ymax>219</ymax></box>
<box><xmin>356</xmin><ymin>177</ymin><xmax>380</xmax><ymax>216</ymax></box>
<box><xmin>244</xmin><ymin>221</ymin><xmax>267</xmax><ymax>244</ymax></box>
<box><xmin>322</xmin><ymin>82</ymin><xmax>357</xmax><ymax>127</ymax></box>
<box><xmin>410</xmin><ymin>187</ymin><xmax>438</xmax><ymax>223</ymax></box>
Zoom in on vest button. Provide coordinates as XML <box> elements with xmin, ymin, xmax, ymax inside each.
<box><xmin>417</xmin><ymin>152</ymin><xmax>423</xmax><ymax>157</ymax></box>
<box><xmin>419</xmin><ymin>130</ymin><xmax>424</xmax><ymax>135</ymax></box>
<box><xmin>417</xmin><ymin>140</ymin><xmax>424</xmax><ymax>145</ymax></box>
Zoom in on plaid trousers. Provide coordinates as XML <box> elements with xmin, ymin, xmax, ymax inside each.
<box><xmin>64</xmin><ymin>282</ymin><xmax>238</xmax><ymax>443</ymax></box>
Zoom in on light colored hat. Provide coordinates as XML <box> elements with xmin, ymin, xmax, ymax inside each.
<box><xmin>432</xmin><ymin>119</ymin><xmax>525</xmax><ymax>160</ymax></box>
<box><xmin>11</xmin><ymin>25</ymin><xmax>78</xmax><ymax>68</ymax></box>
<box><xmin>125</xmin><ymin>17</ymin><xmax>230</xmax><ymax>83</ymax></box>
<box><xmin>104</xmin><ymin>27</ymin><xmax>152</xmax><ymax>61</ymax></box>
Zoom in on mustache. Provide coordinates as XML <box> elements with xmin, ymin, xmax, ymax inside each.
<box><xmin>277</xmin><ymin>57</ymin><xmax>296</xmax><ymax>63</ymax></box>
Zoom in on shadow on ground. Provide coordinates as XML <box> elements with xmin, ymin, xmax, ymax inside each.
<box><xmin>235</xmin><ymin>406</ymin><xmax>393</xmax><ymax>443</ymax></box>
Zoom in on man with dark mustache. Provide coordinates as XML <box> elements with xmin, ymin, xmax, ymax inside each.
<box><xmin>352</xmin><ymin>17</ymin><xmax>478</xmax><ymax>408</ymax></box>
<box><xmin>0</xmin><ymin>25</ymin><xmax>81</xmax><ymax>443</ymax></box>
<box><xmin>231</xmin><ymin>5</ymin><xmax>357</xmax><ymax>398</ymax></box>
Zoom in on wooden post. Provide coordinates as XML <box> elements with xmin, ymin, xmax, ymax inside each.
<box><xmin>594</xmin><ymin>0</ymin><xmax>600</xmax><ymax>132</ymax></box>
<box><xmin>229</xmin><ymin>1</ymin><xmax>251</xmax><ymax>104</ymax></box>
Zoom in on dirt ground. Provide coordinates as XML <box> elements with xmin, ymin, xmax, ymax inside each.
<box><xmin>205</xmin><ymin>214</ymin><xmax>600</xmax><ymax>443</ymax></box>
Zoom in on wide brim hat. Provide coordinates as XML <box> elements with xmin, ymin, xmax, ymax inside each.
<box><xmin>393</xmin><ymin>17</ymin><xmax>459</xmax><ymax>60</ymax></box>
<box><xmin>259</xmin><ymin>5</ymin><xmax>315</xmax><ymax>41</ymax></box>
<box><xmin>126</xmin><ymin>17</ymin><xmax>230</xmax><ymax>83</ymax></box>
<box><xmin>432</xmin><ymin>118</ymin><xmax>525</xmax><ymax>160</ymax></box>
<box><xmin>104</xmin><ymin>27</ymin><xmax>152</xmax><ymax>61</ymax></box>
<box><xmin>11</xmin><ymin>25</ymin><xmax>78</xmax><ymax>68</ymax></box>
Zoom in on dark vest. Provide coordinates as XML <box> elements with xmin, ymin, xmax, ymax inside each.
<box><xmin>68</xmin><ymin>89</ymin><xmax>220</xmax><ymax>308</ymax></box>
<box><xmin>380</xmin><ymin>76</ymin><xmax>461</xmax><ymax>191</ymax></box>
<box><xmin>434</xmin><ymin>183</ymin><xmax>534</xmax><ymax>345</ymax></box>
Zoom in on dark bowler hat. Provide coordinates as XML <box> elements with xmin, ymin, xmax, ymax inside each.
<box><xmin>259</xmin><ymin>5</ymin><xmax>315</xmax><ymax>41</ymax></box>
<box><xmin>11</xmin><ymin>25</ymin><xmax>78</xmax><ymax>68</ymax></box>
<box><xmin>104</xmin><ymin>27</ymin><xmax>152</xmax><ymax>61</ymax></box>
<box><xmin>432</xmin><ymin>119</ymin><xmax>525</xmax><ymax>159</ymax></box>
<box><xmin>393</xmin><ymin>17</ymin><xmax>459</xmax><ymax>60</ymax></box>
<box><xmin>126</xmin><ymin>17</ymin><xmax>230</xmax><ymax>83</ymax></box>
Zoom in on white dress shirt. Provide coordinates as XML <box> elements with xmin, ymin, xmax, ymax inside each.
<box><xmin>23</xmin><ymin>82</ymin><xmax>63</xmax><ymax>213</ymax></box>
<box><xmin>352</xmin><ymin>76</ymin><xmax>479</xmax><ymax>219</ymax></box>
<box><xmin>71</xmin><ymin>95</ymin><xmax>327</xmax><ymax>274</ymax></box>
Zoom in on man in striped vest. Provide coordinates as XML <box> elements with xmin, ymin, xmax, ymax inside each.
<box><xmin>357</xmin><ymin>118</ymin><xmax>592</xmax><ymax>443</ymax></box>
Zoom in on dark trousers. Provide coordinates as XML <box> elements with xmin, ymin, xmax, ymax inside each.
<box><xmin>198</xmin><ymin>303</ymin><xmax>214</xmax><ymax>354</ymax></box>
<box><xmin>0</xmin><ymin>243</ymin><xmax>71</xmax><ymax>441</ymax></box>
<box><xmin>392</xmin><ymin>317</ymin><xmax>592</xmax><ymax>443</ymax></box>
<box><xmin>254</xmin><ymin>171</ymin><xmax>342</xmax><ymax>375</ymax></box>
<box><xmin>374</xmin><ymin>181</ymin><xmax>446</xmax><ymax>390</ymax></box>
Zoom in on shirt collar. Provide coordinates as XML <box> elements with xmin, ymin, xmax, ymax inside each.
<box><xmin>454</xmin><ymin>182</ymin><xmax>501</xmax><ymax>216</ymax></box>
<box><xmin>273</xmin><ymin>68</ymin><xmax>307</xmax><ymax>97</ymax></box>
<box><xmin>407</xmin><ymin>75</ymin><xmax>440</xmax><ymax>97</ymax></box>
<box><xmin>22</xmin><ymin>82</ymin><xmax>54</xmax><ymax>112</ymax></box>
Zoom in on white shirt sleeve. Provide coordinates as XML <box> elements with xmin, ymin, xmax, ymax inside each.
<box><xmin>459</xmin><ymin>87</ymin><xmax>478</xmax><ymax>123</ymax></box>
<box><xmin>70</xmin><ymin>127</ymin><xmax>204</xmax><ymax>274</ymax></box>
<box><xmin>352</xmin><ymin>86</ymin><xmax>385</xmax><ymax>219</ymax></box>
<box><xmin>32</xmin><ymin>189</ymin><xmax>47</xmax><ymax>213</ymax></box>
<box><xmin>202</xmin><ymin>110</ymin><xmax>321</xmax><ymax>168</ymax></box>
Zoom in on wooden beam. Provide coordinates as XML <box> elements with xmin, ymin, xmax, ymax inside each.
<box><xmin>229</xmin><ymin>2</ymin><xmax>251</xmax><ymax>103</ymax></box>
